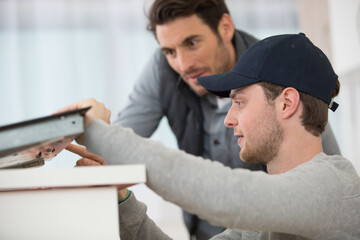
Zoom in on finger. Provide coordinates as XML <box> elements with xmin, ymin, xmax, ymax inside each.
<box><xmin>105</xmin><ymin>108</ymin><xmax>111</xmax><ymax>124</ymax></box>
<box><xmin>66</xmin><ymin>144</ymin><xmax>88</xmax><ymax>156</ymax></box>
<box><xmin>52</xmin><ymin>98</ymin><xmax>96</xmax><ymax>115</ymax></box>
<box><xmin>52</xmin><ymin>102</ymin><xmax>83</xmax><ymax>115</ymax></box>
<box><xmin>76</xmin><ymin>158</ymin><xmax>102</xmax><ymax>167</ymax></box>
<box><xmin>75</xmin><ymin>157</ymin><xmax>90</xmax><ymax>167</ymax></box>
<box><xmin>75</xmin><ymin>159</ymin><xmax>82</xmax><ymax>167</ymax></box>
<box><xmin>66</xmin><ymin>144</ymin><xmax>106</xmax><ymax>165</ymax></box>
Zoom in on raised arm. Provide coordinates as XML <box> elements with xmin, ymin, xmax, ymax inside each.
<box><xmin>56</xmin><ymin>99</ymin><xmax>342</xmax><ymax>238</ymax></box>
<box><xmin>84</xmin><ymin>120</ymin><xmax>341</xmax><ymax>238</ymax></box>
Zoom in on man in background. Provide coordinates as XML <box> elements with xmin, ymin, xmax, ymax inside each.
<box><xmin>112</xmin><ymin>0</ymin><xmax>340</xmax><ymax>239</ymax></box>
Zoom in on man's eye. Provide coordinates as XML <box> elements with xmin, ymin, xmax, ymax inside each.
<box><xmin>235</xmin><ymin>101</ymin><xmax>242</xmax><ymax>107</ymax></box>
<box><xmin>163</xmin><ymin>49</ymin><xmax>175</xmax><ymax>56</ymax></box>
<box><xmin>186</xmin><ymin>40</ymin><xmax>197</xmax><ymax>47</ymax></box>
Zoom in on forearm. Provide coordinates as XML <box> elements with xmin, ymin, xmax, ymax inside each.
<box><xmin>118</xmin><ymin>193</ymin><xmax>172</xmax><ymax>240</ymax></box>
<box><xmin>85</xmin><ymin>120</ymin><xmax>336</xmax><ymax>236</ymax></box>
<box><xmin>85</xmin><ymin>120</ymin><xmax>265</xmax><ymax>228</ymax></box>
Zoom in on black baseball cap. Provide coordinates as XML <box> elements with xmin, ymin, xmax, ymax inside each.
<box><xmin>198</xmin><ymin>33</ymin><xmax>339</xmax><ymax>111</ymax></box>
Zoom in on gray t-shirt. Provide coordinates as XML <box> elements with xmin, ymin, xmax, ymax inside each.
<box><xmin>85</xmin><ymin>120</ymin><xmax>360</xmax><ymax>240</ymax></box>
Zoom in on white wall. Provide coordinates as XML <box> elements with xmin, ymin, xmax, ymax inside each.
<box><xmin>329</xmin><ymin>0</ymin><xmax>360</xmax><ymax>74</ymax></box>
<box><xmin>328</xmin><ymin>0</ymin><xmax>360</xmax><ymax>173</ymax></box>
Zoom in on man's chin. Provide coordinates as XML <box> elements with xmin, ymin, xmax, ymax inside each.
<box><xmin>239</xmin><ymin>152</ymin><xmax>249</xmax><ymax>163</ymax></box>
<box><xmin>191</xmin><ymin>86</ymin><xmax>209</xmax><ymax>96</ymax></box>
<box><xmin>240</xmin><ymin>151</ymin><xmax>267</xmax><ymax>165</ymax></box>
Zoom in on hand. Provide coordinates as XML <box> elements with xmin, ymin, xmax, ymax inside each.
<box><xmin>66</xmin><ymin>144</ymin><xmax>106</xmax><ymax>166</ymax></box>
<box><xmin>67</xmin><ymin>144</ymin><xmax>130</xmax><ymax>203</ymax></box>
<box><xmin>118</xmin><ymin>189</ymin><xmax>130</xmax><ymax>202</ymax></box>
<box><xmin>54</xmin><ymin>98</ymin><xmax>111</xmax><ymax>128</ymax></box>
<box><xmin>54</xmin><ymin>98</ymin><xmax>111</xmax><ymax>145</ymax></box>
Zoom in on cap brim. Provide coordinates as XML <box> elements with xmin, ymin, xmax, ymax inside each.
<box><xmin>198</xmin><ymin>71</ymin><xmax>259</xmax><ymax>98</ymax></box>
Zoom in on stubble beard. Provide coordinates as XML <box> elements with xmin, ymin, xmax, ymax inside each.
<box><xmin>181</xmin><ymin>38</ymin><xmax>231</xmax><ymax>96</ymax></box>
<box><xmin>183</xmin><ymin>38</ymin><xmax>231</xmax><ymax>80</ymax></box>
<box><xmin>240</xmin><ymin>112</ymin><xmax>284</xmax><ymax>165</ymax></box>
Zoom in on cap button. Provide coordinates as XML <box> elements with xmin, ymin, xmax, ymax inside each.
<box><xmin>299</xmin><ymin>32</ymin><xmax>306</xmax><ymax>37</ymax></box>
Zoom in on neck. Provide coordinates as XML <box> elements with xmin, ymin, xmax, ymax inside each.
<box><xmin>266</xmin><ymin>130</ymin><xmax>323</xmax><ymax>175</ymax></box>
<box><xmin>228</xmin><ymin>43</ymin><xmax>236</xmax><ymax>72</ymax></box>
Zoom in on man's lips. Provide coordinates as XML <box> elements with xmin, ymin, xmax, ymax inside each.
<box><xmin>235</xmin><ymin>135</ymin><xmax>244</xmax><ymax>145</ymax></box>
<box><xmin>186</xmin><ymin>72</ymin><xmax>206</xmax><ymax>83</ymax></box>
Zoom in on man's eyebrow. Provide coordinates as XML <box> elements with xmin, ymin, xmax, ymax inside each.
<box><xmin>180</xmin><ymin>34</ymin><xmax>201</xmax><ymax>46</ymax></box>
<box><xmin>160</xmin><ymin>35</ymin><xmax>202</xmax><ymax>52</ymax></box>
<box><xmin>230</xmin><ymin>89</ymin><xmax>241</xmax><ymax>99</ymax></box>
<box><xmin>160</xmin><ymin>47</ymin><xmax>174</xmax><ymax>53</ymax></box>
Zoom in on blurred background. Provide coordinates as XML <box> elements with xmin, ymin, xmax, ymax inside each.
<box><xmin>0</xmin><ymin>0</ymin><xmax>359</xmax><ymax>239</ymax></box>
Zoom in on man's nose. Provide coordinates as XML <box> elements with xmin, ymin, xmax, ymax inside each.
<box><xmin>177</xmin><ymin>50</ymin><xmax>194</xmax><ymax>73</ymax></box>
<box><xmin>224</xmin><ymin>105</ymin><xmax>238</xmax><ymax>128</ymax></box>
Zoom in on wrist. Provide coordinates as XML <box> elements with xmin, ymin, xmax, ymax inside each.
<box><xmin>118</xmin><ymin>189</ymin><xmax>131</xmax><ymax>204</ymax></box>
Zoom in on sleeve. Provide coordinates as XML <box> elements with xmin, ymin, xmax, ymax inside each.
<box><xmin>321</xmin><ymin>123</ymin><xmax>341</xmax><ymax>155</ymax></box>
<box><xmin>210</xmin><ymin>229</ymin><xmax>243</xmax><ymax>239</ymax></box>
<box><xmin>112</xmin><ymin>49</ymin><xmax>164</xmax><ymax>138</ymax></box>
<box><xmin>85</xmin><ymin>120</ymin><xmax>340</xmax><ymax>238</ymax></box>
<box><xmin>118</xmin><ymin>192</ymin><xmax>172</xmax><ymax>240</ymax></box>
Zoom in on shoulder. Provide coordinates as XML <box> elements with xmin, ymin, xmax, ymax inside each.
<box><xmin>149</xmin><ymin>48</ymin><xmax>165</xmax><ymax>67</ymax></box>
<box><xmin>317</xmin><ymin>153</ymin><xmax>360</xmax><ymax>188</ymax></box>
<box><xmin>151</xmin><ymin>48</ymin><xmax>178</xmax><ymax>78</ymax></box>
<box><xmin>233</xmin><ymin>29</ymin><xmax>258</xmax><ymax>59</ymax></box>
<box><xmin>138</xmin><ymin>48</ymin><xmax>177</xmax><ymax>88</ymax></box>
<box><xmin>292</xmin><ymin>153</ymin><xmax>353</xmax><ymax>177</ymax></box>
<box><xmin>234</xmin><ymin>29</ymin><xmax>258</xmax><ymax>46</ymax></box>
<box><xmin>142</xmin><ymin>48</ymin><xmax>170</xmax><ymax>71</ymax></box>
<box><xmin>310</xmin><ymin>153</ymin><xmax>357</xmax><ymax>176</ymax></box>
<box><xmin>152</xmin><ymin>48</ymin><xmax>172</xmax><ymax>68</ymax></box>
<box><xmin>292</xmin><ymin>153</ymin><xmax>360</xmax><ymax>196</ymax></box>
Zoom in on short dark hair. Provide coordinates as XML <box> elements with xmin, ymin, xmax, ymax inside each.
<box><xmin>147</xmin><ymin>0</ymin><xmax>229</xmax><ymax>37</ymax></box>
<box><xmin>259</xmin><ymin>81</ymin><xmax>340</xmax><ymax>137</ymax></box>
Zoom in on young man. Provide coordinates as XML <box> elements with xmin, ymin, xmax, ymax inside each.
<box><xmin>62</xmin><ymin>33</ymin><xmax>360</xmax><ymax>239</ymax></box>
<box><xmin>112</xmin><ymin>0</ymin><xmax>340</xmax><ymax>238</ymax></box>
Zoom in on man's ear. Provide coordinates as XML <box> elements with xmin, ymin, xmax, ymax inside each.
<box><xmin>218</xmin><ymin>13</ymin><xmax>235</xmax><ymax>42</ymax></box>
<box><xmin>278</xmin><ymin>87</ymin><xmax>301</xmax><ymax>119</ymax></box>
